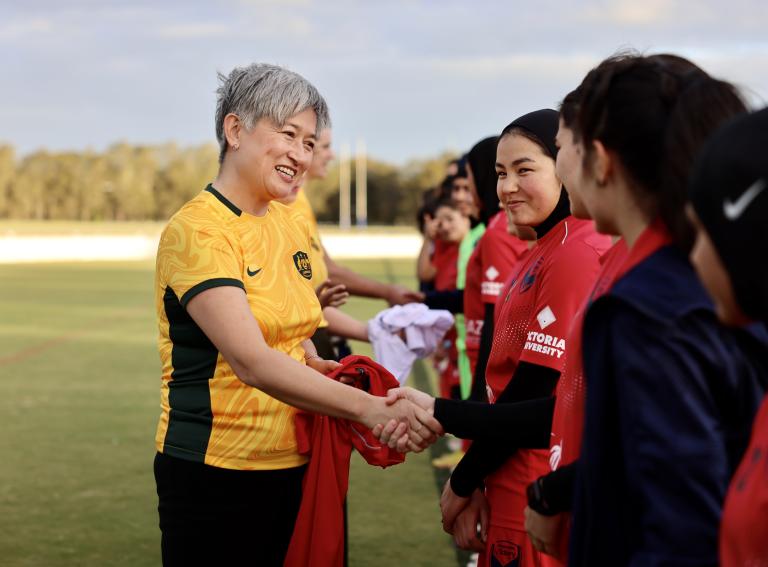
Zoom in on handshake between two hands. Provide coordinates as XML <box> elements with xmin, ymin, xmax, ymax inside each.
<box><xmin>367</xmin><ymin>387</ymin><xmax>444</xmax><ymax>454</ymax></box>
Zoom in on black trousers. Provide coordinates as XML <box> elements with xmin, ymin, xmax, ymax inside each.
<box><xmin>154</xmin><ymin>452</ymin><xmax>305</xmax><ymax>567</ymax></box>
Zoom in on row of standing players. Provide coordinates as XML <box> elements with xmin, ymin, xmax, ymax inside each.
<box><xmin>383</xmin><ymin>52</ymin><xmax>768</xmax><ymax>567</ymax></box>
<box><xmin>151</xmin><ymin>53</ymin><xmax>768</xmax><ymax>566</ymax></box>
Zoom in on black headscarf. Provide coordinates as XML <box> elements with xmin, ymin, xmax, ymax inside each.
<box><xmin>500</xmin><ymin>109</ymin><xmax>570</xmax><ymax>238</ymax></box>
<box><xmin>466</xmin><ymin>137</ymin><xmax>500</xmax><ymax>225</ymax></box>
<box><xmin>689</xmin><ymin>107</ymin><xmax>768</xmax><ymax>321</ymax></box>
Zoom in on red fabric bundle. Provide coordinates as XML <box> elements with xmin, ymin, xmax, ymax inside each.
<box><xmin>284</xmin><ymin>355</ymin><xmax>405</xmax><ymax>567</ymax></box>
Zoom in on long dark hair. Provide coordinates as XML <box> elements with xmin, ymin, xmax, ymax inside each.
<box><xmin>574</xmin><ymin>52</ymin><xmax>747</xmax><ymax>250</ymax></box>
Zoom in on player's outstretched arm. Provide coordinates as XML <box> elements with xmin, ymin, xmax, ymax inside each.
<box><xmin>186</xmin><ymin>285</ymin><xmax>419</xmax><ymax>435</ymax></box>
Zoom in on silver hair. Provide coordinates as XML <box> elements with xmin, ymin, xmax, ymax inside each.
<box><xmin>215</xmin><ymin>63</ymin><xmax>330</xmax><ymax>163</ymax></box>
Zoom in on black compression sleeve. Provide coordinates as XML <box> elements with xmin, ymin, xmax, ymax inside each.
<box><xmin>434</xmin><ymin>397</ymin><xmax>554</xmax><ymax>444</ymax></box>
<box><xmin>448</xmin><ymin>361</ymin><xmax>561</xmax><ymax>497</ymax></box>
<box><xmin>423</xmin><ymin>289</ymin><xmax>464</xmax><ymax>313</ymax></box>
<box><xmin>528</xmin><ymin>461</ymin><xmax>577</xmax><ymax>515</ymax></box>
<box><xmin>468</xmin><ymin>302</ymin><xmax>495</xmax><ymax>402</ymax></box>
<box><xmin>495</xmin><ymin>361</ymin><xmax>561</xmax><ymax>403</ymax></box>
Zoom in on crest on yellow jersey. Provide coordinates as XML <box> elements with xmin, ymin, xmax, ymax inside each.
<box><xmin>292</xmin><ymin>251</ymin><xmax>312</xmax><ymax>280</ymax></box>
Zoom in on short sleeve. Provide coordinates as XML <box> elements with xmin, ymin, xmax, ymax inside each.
<box><xmin>480</xmin><ymin>221</ymin><xmax>528</xmax><ymax>303</ymax></box>
<box><xmin>518</xmin><ymin>242</ymin><xmax>602</xmax><ymax>371</ymax></box>
<box><xmin>157</xmin><ymin>218</ymin><xmax>244</xmax><ymax>308</ymax></box>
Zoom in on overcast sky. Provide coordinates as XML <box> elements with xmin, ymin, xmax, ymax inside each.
<box><xmin>2</xmin><ymin>0</ymin><xmax>767</xmax><ymax>163</ymax></box>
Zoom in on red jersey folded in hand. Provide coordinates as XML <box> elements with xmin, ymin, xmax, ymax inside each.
<box><xmin>284</xmin><ymin>355</ymin><xmax>406</xmax><ymax>567</ymax></box>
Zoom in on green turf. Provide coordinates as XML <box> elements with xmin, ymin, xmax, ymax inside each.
<box><xmin>0</xmin><ymin>259</ymin><xmax>458</xmax><ymax>566</ymax></box>
<box><xmin>0</xmin><ymin>220</ymin><xmax>417</xmax><ymax>236</ymax></box>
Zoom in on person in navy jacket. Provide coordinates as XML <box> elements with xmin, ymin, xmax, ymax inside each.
<box><xmin>568</xmin><ymin>54</ymin><xmax>768</xmax><ymax>567</ymax></box>
<box><xmin>687</xmin><ymin>107</ymin><xmax>768</xmax><ymax>567</ymax></box>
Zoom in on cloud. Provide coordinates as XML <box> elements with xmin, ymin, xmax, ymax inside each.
<box><xmin>402</xmin><ymin>53</ymin><xmax>598</xmax><ymax>83</ymax></box>
<box><xmin>157</xmin><ymin>23</ymin><xmax>230</xmax><ymax>39</ymax></box>
<box><xmin>578</xmin><ymin>0</ymin><xmax>762</xmax><ymax>29</ymax></box>
<box><xmin>235</xmin><ymin>0</ymin><xmax>313</xmax><ymax>5</ymax></box>
<box><xmin>582</xmin><ymin>0</ymin><xmax>678</xmax><ymax>25</ymax></box>
<box><xmin>0</xmin><ymin>18</ymin><xmax>52</xmax><ymax>41</ymax></box>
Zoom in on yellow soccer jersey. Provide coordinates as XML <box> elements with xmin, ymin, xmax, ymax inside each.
<box><xmin>291</xmin><ymin>188</ymin><xmax>328</xmax><ymax>286</ymax></box>
<box><xmin>154</xmin><ymin>185</ymin><xmax>322</xmax><ymax>470</ymax></box>
<box><xmin>291</xmin><ymin>188</ymin><xmax>329</xmax><ymax>328</ymax></box>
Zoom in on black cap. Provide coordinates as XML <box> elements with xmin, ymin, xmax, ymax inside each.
<box><xmin>689</xmin><ymin>107</ymin><xmax>768</xmax><ymax>321</ymax></box>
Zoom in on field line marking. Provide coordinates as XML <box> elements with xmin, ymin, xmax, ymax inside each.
<box><xmin>0</xmin><ymin>311</ymin><xmax>138</xmax><ymax>368</ymax></box>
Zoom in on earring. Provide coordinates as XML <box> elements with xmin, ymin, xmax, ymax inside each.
<box><xmin>233</xmin><ymin>143</ymin><xmax>239</xmax><ymax>151</ymax></box>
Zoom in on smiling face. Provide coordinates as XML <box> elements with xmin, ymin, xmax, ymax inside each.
<box><xmin>435</xmin><ymin>204</ymin><xmax>470</xmax><ymax>243</ymax></box>
<box><xmin>555</xmin><ymin>119</ymin><xmax>589</xmax><ymax>219</ymax></box>
<box><xmin>450</xmin><ymin>176</ymin><xmax>477</xmax><ymax>217</ymax></box>
<box><xmin>495</xmin><ymin>133</ymin><xmax>561</xmax><ymax>229</ymax></box>
<box><xmin>233</xmin><ymin>107</ymin><xmax>317</xmax><ymax>203</ymax></box>
<box><xmin>308</xmin><ymin>128</ymin><xmax>334</xmax><ymax>180</ymax></box>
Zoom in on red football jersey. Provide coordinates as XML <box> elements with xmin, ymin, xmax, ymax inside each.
<box><xmin>548</xmin><ymin>221</ymin><xmax>670</xmax><ymax>560</ymax></box>
<box><xmin>286</xmin><ymin>356</ymin><xmax>404</xmax><ymax>567</ymax></box>
<box><xmin>484</xmin><ymin>217</ymin><xmax>611</xmax><ymax>529</ymax></box>
<box><xmin>720</xmin><ymin>394</ymin><xmax>768</xmax><ymax>567</ymax></box>
<box><xmin>549</xmin><ymin>239</ymin><xmax>628</xmax><ymax>472</ymax></box>
<box><xmin>464</xmin><ymin>212</ymin><xmax>529</xmax><ymax>372</ymax></box>
<box><xmin>432</xmin><ymin>240</ymin><xmax>459</xmax><ymax>292</ymax></box>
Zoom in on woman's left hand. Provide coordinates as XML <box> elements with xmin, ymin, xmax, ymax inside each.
<box><xmin>440</xmin><ymin>478</ymin><xmax>470</xmax><ymax>534</ymax></box>
<box><xmin>306</xmin><ymin>356</ymin><xmax>342</xmax><ymax>376</ymax></box>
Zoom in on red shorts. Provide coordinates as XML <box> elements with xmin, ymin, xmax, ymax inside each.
<box><xmin>478</xmin><ymin>524</ymin><xmax>563</xmax><ymax>567</ymax></box>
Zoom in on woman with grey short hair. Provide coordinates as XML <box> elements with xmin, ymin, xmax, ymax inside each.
<box><xmin>152</xmin><ymin>63</ymin><xmax>440</xmax><ymax>566</ymax></box>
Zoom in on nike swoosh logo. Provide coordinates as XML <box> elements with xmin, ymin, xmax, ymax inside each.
<box><xmin>246</xmin><ymin>267</ymin><xmax>262</xmax><ymax>277</ymax></box>
<box><xmin>723</xmin><ymin>178</ymin><xmax>765</xmax><ymax>220</ymax></box>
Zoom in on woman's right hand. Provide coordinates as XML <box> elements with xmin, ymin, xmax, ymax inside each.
<box><xmin>364</xmin><ymin>396</ymin><xmax>441</xmax><ymax>453</ymax></box>
<box><xmin>372</xmin><ymin>387</ymin><xmax>443</xmax><ymax>451</ymax></box>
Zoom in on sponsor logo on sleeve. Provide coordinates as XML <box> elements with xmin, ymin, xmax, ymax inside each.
<box><xmin>482</xmin><ymin>281</ymin><xmax>504</xmax><ymax>296</ymax></box>
<box><xmin>536</xmin><ymin>306</ymin><xmax>557</xmax><ymax>330</ymax></box>
<box><xmin>482</xmin><ymin>265</ymin><xmax>503</xmax><ymax>296</ymax></box>
<box><xmin>466</xmin><ymin>318</ymin><xmax>484</xmax><ymax>337</ymax></box>
<box><xmin>524</xmin><ymin>331</ymin><xmax>566</xmax><ymax>358</ymax></box>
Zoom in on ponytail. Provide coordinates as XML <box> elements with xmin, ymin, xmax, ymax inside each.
<box><xmin>574</xmin><ymin>53</ymin><xmax>747</xmax><ymax>250</ymax></box>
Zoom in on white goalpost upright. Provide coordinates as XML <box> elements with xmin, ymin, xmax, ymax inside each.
<box><xmin>338</xmin><ymin>142</ymin><xmax>351</xmax><ymax>229</ymax></box>
<box><xmin>355</xmin><ymin>138</ymin><xmax>367</xmax><ymax>227</ymax></box>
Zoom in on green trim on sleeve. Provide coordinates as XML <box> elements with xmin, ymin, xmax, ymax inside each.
<box><xmin>180</xmin><ymin>278</ymin><xmax>245</xmax><ymax>308</ymax></box>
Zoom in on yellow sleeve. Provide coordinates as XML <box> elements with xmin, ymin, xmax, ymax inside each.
<box><xmin>158</xmin><ymin>217</ymin><xmax>244</xmax><ymax>308</ymax></box>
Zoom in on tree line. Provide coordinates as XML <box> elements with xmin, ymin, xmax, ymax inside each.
<box><xmin>0</xmin><ymin>143</ymin><xmax>453</xmax><ymax>225</ymax></box>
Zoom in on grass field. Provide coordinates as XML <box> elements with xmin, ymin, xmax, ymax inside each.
<box><xmin>0</xmin><ymin>220</ymin><xmax>418</xmax><ymax>236</ymax></box>
<box><xmin>0</xmin><ymin>258</ymin><xmax>460</xmax><ymax>566</ymax></box>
